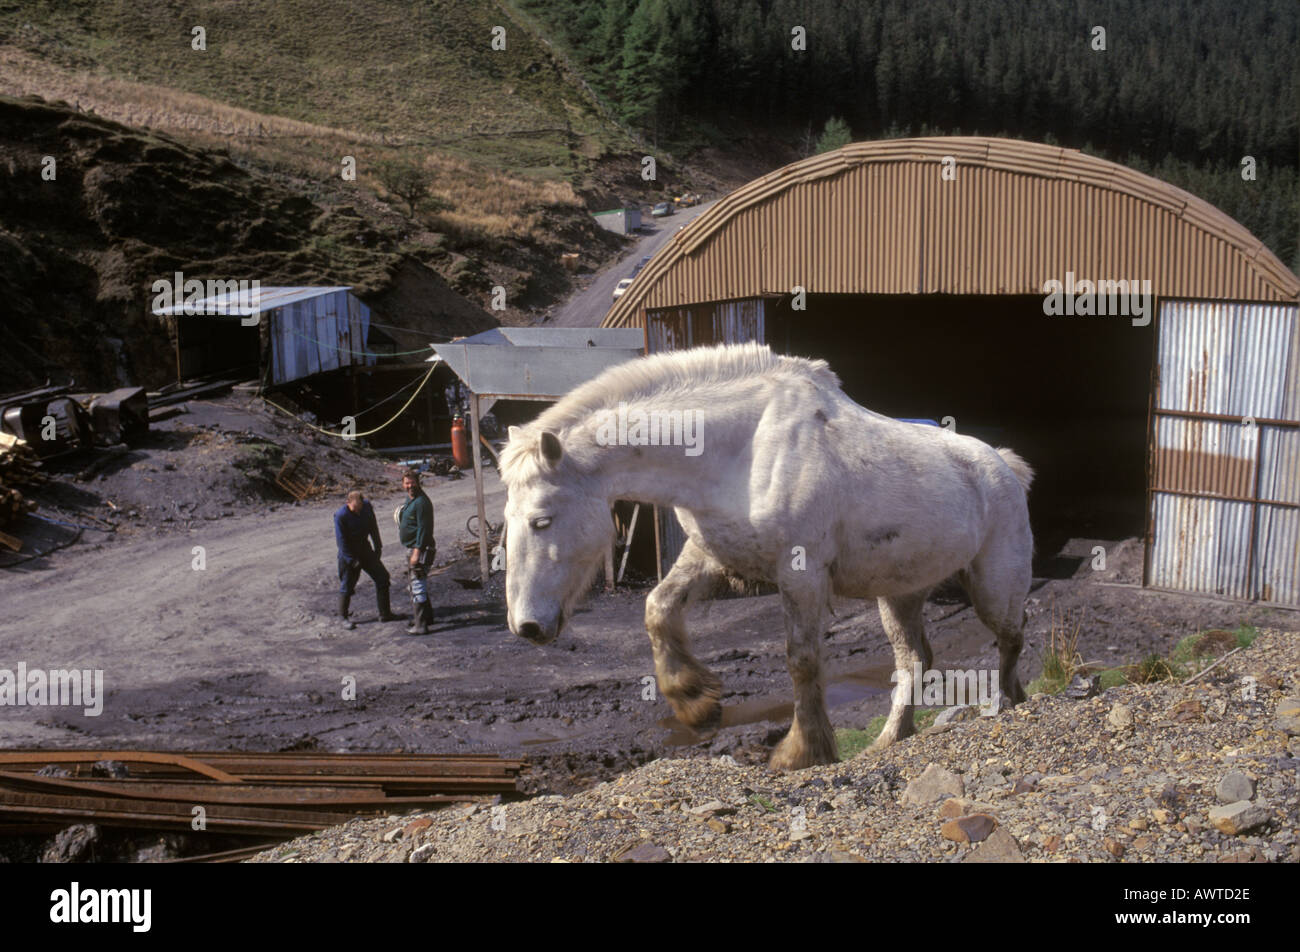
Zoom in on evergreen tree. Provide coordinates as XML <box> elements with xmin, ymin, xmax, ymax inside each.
<box><xmin>816</xmin><ymin>116</ymin><xmax>852</xmax><ymax>154</ymax></box>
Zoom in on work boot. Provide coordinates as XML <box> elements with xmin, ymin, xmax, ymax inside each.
<box><xmin>406</xmin><ymin>595</ymin><xmax>430</xmax><ymax>635</ymax></box>
<box><xmin>376</xmin><ymin>587</ymin><xmax>396</xmax><ymax>622</ymax></box>
<box><xmin>339</xmin><ymin>593</ymin><xmax>355</xmax><ymax>630</ymax></box>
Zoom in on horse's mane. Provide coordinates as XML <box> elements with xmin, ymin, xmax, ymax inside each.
<box><xmin>501</xmin><ymin>342</ymin><xmax>840</xmax><ymax>481</ymax></box>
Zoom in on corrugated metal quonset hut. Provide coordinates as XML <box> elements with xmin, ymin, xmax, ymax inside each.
<box><xmin>603</xmin><ymin>137</ymin><xmax>1300</xmax><ymax>606</ymax></box>
<box><xmin>154</xmin><ymin>286</ymin><xmax>374</xmax><ymax>386</ymax></box>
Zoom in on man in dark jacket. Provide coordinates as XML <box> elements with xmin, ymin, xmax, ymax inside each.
<box><xmin>398</xmin><ymin>468</ymin><xmax>435</xmax><ymax>634</ymax></box>
<box><xmin>334</xmin><ymin>490</ymin><xmax>394</xmax><ymax>629</ymax></box>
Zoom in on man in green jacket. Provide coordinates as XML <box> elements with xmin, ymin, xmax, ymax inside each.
<box><xmin>398</xmin><ymin>468</ymin><xmax>435</xmax><ymax>634</ymax></box>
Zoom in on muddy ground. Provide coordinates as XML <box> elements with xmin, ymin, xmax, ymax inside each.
<box><xmin>1</xmin><ymin>395</ymin><xmax>1296</xmax><ymax>859</ymax></box>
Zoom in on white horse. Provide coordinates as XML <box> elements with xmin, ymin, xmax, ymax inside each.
<box><xmin>501</xmin><ymin>342</ymin><xmax>1033</xmax><ymax>770</ymax></box>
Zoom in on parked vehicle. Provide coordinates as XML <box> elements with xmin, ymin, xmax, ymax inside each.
<box><xmin>631</xmin><ymin>254</ymin><xmax>653</xmax><ymax>276</ymax></box>
<box><xmin>674</xmin><ymin>193</ymin><xmax>700</xmax><ymax>207</ymax></box>
<box><xmin>612</xmin><ymin>278</ymin><xmax>634</xmax><ymax>299</ymax></box>
<box><xmin>651</xmin><ymin>202</ymin><xmax>673</xmax><ymax>217</ymax></box>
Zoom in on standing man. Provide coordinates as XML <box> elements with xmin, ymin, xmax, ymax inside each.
<box><xmin>398</xmin><ymin>468</ymin><xmax>435</xmax><ymax>635</ymax></box>
<box><xmin>334</xmin><ymin>489</ymin><xmax>394</xmax><ymax>630</ymax></box>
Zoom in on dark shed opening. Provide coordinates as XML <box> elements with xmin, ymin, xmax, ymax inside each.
<box><xmin>774</xmin><ymin>293</ymin><xmax>1156</xmax><ymax>572</ymax></box>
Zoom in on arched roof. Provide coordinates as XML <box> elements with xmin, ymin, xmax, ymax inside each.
<box><xmin>604</xmin><ymin>137</ymin><xmax>1299</xmax><ymax>328</ymax></box>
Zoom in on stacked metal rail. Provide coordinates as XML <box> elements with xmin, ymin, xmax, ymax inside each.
<box><xmin>0</xmin><ymin>750</ymin><xmax>522</xmax><ymax>841</ymax></box>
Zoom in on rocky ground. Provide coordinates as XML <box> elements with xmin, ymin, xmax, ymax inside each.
<box><xmin>251</xmin><ymin>630</ymin><xmax>1300</xmax><ymax>863</ymax></box>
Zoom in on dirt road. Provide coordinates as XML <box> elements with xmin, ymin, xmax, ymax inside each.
<box><xmin>547</xmin><ymin>201</ymin><xmax>715</xmax><ymax>327</ymax></box>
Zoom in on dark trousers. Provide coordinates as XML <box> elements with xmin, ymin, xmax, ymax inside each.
<box><xmin>338</xmin><ymin>549</ymin><xmax>390</xmax><ymax>597</ymax></box>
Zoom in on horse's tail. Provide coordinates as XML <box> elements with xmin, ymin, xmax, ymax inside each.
<box><xmin>996</xmin><ymin>448</ymin><xmax>1035</xmax><ymax>493</ymax></box>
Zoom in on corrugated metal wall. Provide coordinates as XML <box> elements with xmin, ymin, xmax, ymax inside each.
<box><xmin>605</xmin><ymin>138</ymin><xmax>1300</xmax><ymax>331</ymax></box>
<box><xmin>1148</xmin><ymin>300</ymin><xmax>1300</xmax><ymax>605</ymax></box>
<box><xmin>645</xmin><ymin>298</ymin><xmax>768</xmax><ymax>579</ymax></box>
<box><xmin>270</xmin><ymin>290</ymin><xmax>374</xmax><ymax>385</ymax></box>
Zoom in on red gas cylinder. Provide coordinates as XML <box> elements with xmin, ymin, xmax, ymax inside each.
<box><xmin>451</xmin><ymin>416</ymin><xmax>473</xmax><ymax>469</ymax></box>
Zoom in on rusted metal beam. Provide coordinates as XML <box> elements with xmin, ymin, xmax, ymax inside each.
<box><xmin>0</xmin><ymin>791</ymin><xmax>354</xmax><ymax>835</ymax></box>
<box><xmin>0</xmin><ymin>751</ymin><xmax>240</xmax><ymax>783</ymax></box>
<box><xmin>167</xmin><ymin>843</ymin><xmax>283</xmax><ymax>864</ymax></box>
<box><xmin>0</xmin><ymin>771</ymin><xmax>386</xmax><ymax>804</ymax></box>
<box><xmin>1151</xmin><ymin>407</ymin><xmax>1300</xmax><ymax>428</ymax></box>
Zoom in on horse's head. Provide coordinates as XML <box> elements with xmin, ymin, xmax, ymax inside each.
<box><xmin>501</xmin><ymin>425</ymin><xmax>612</xmax><ymax>645</ymax></box>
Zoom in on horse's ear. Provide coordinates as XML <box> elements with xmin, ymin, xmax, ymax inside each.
<box><xmin>539</xmin><ymin>430</ymin><xmax>563</xmax><ymax>468</ymax></box>
<box><xmin>508</xmin><ymin>425</ymin><xmax>523</xmax><ymax>442</ymax></box>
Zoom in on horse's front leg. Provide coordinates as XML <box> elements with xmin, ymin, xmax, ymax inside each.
<box><xmin>770</xmin><ymin>571</ymin><xmax>838</xmax><ymax>770</ymax></box>
<box><xmin>645</xmin><ymin>538</ymin><xmax>725</xmax><ymax>730</ymax></box>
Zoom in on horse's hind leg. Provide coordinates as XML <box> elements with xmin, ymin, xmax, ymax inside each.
<box><xmin>645</xmin><ymin>538</ymin><xmax>726</xmax><ymax>730</ymax></box>
<box><xmin>770</xmin><ymin>569</ymin><xmax>838</xmax><ymax>770</ymax></box>
<box><xmin>869</xmin><ymin>589</ymin><xmax>930</xmax><ymax>751</ymax></box>
<box><xmin>964</xmin><ymin>531</ymin><xmax>1032</xmax><ymax>706</ymax></box>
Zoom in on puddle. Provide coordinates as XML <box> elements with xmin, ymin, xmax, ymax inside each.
<box><xmin>825</xmin><ymin>663</ymin><xmax>895</xmax><ymax>707</ymax></box>
<box><xmin>520</xmin><ymin>735</ymin><xmax>565</xmax><ymax>747</ymax></box>
<box><xmin>658</xmin><ymin>696</ymin><xmax>793</xmax><ymax>746</ymax></box>
<box><xmin>657</xmin><ymin>664</ymin><xmax>896</xmax><ymax>745</ymax></box>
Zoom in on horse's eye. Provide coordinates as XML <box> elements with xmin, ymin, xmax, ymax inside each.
<box><xmin>530</xmin><ymin>516</ymin><xmax>552</xmax><ymax>530</ymax></box>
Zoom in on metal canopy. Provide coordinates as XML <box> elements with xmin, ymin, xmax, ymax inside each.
<box><xmin>427</xmin><ymin>326</ymin><xmax>646</xmax><ymax>581</ymax></box>
<box><xmin>427</xmin><ymin>327</ymin><xmax>644</xmax><ymax>398</ymax></box>
<box><xmin>153</xmin><ymin>286</ymin><xmax>353</xmax><ymax>317</ymax></box>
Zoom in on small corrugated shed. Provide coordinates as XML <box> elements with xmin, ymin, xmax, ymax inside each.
<box><xmin>155</xmin><ymin>286</ymin><xmax>374</xmax><ymax>386</ymax></box>
<box><xmin>426</xmin><ymin>327</ymin><xmax>646</xmax><ymax>581</ymax></box>
<box><xmin>429</xmin><ymin>328</ymin><xmax>644</xmax><ymax>398</ymax></box>
<box><xmin>592</xmin><ymin>208</ymin><xmax>641</xmax><ymax>236</ymax></box>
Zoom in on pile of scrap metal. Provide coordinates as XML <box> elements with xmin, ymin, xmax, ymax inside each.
<box><xmin>0</xmin><ymin>749</ymin><xmax>524</xmax><ymax>860</ymax></box>
<box><xmin>0</xmin><ymin>432</ymin><xmax>45</xmax><ymax>544</ymax></box>
<box><xmin>0</xmin><ymin>383</ymin><xmax>149</xmax><ymax>459</ymax></box>
<box><xmin>0</xmin><ymin>383</ymin><xmax>149</xmax><ymax>551</ymax></box>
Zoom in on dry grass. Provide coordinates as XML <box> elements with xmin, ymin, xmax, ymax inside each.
<box><xmin>1028</xmin><ymin>599</ymin><xmax>1086</xmax><ymax>694</ymax></box>
<box><xmin>424</xmin><ymin>162</ymin><xmax>582</xmax><ymax>241</ymax></box>
<box><xmin>0</xmin><ymin>45</ymin><xmax>588</xmax><ymax>245</ymax></box>
<box><xmin>0</xmin><ymin>47</ymin><xmax>376</xmax><ymax>146</ymax></box>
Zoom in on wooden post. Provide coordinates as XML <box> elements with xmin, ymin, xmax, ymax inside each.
<box><xmin>652</xmin><ymin>505</ymin><xmax>664</xmax><ymax>582</ymax></box>
<box><xmin>469</xmin><ymin>392</ymin><xmax>490</xmax><ymax>583</ymax></box>
<box><xmin>424</xmin><ymin>375</ymin><xmax>437</xmax><ymax>445</ymax></box>
<box><xmin>617</xmin><ymin>503</ymin><xmax>640</xmax><ymax>583</ymax></box>
<box><xmin>604</xmin><ymin>538</ymin><xmax>615</xmax><ymax>592</ymax></box>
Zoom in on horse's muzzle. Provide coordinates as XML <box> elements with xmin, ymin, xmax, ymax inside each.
<box><xmin>516</xmin><ymin>620</ymin><xmax>557</xmax><ymax>645</ymax></box>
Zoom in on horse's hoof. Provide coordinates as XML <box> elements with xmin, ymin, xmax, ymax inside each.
<box><xmin>770</xmin><ymin>733</ymin><xmax>837</xmax><ymax>771</ymax></box>
<box><xmin>673</xmin><ymin>694</ymin><xmax>722</xmax><ymax>731</ymax></box>
<box><xmin>666</xmin><ymin>670</ymin><xmax>723</xmax><ymax>729</ymax></box>
<box><xmin>867</xmin><ymin>721</ymin><xmax>914</xmax><ymax>753</ymax></box>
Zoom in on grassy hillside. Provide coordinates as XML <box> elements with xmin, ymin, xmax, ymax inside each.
<box><xmin>0</xmin><ymin>0</ymin><xmax>629</xmax><ymax>170</ymax></box>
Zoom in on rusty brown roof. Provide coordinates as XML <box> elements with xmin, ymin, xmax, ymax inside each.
<box><xmin>603</xmin><ymin>137</ymin><xmax>1300</xmax><ymax>328</ymax></box>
